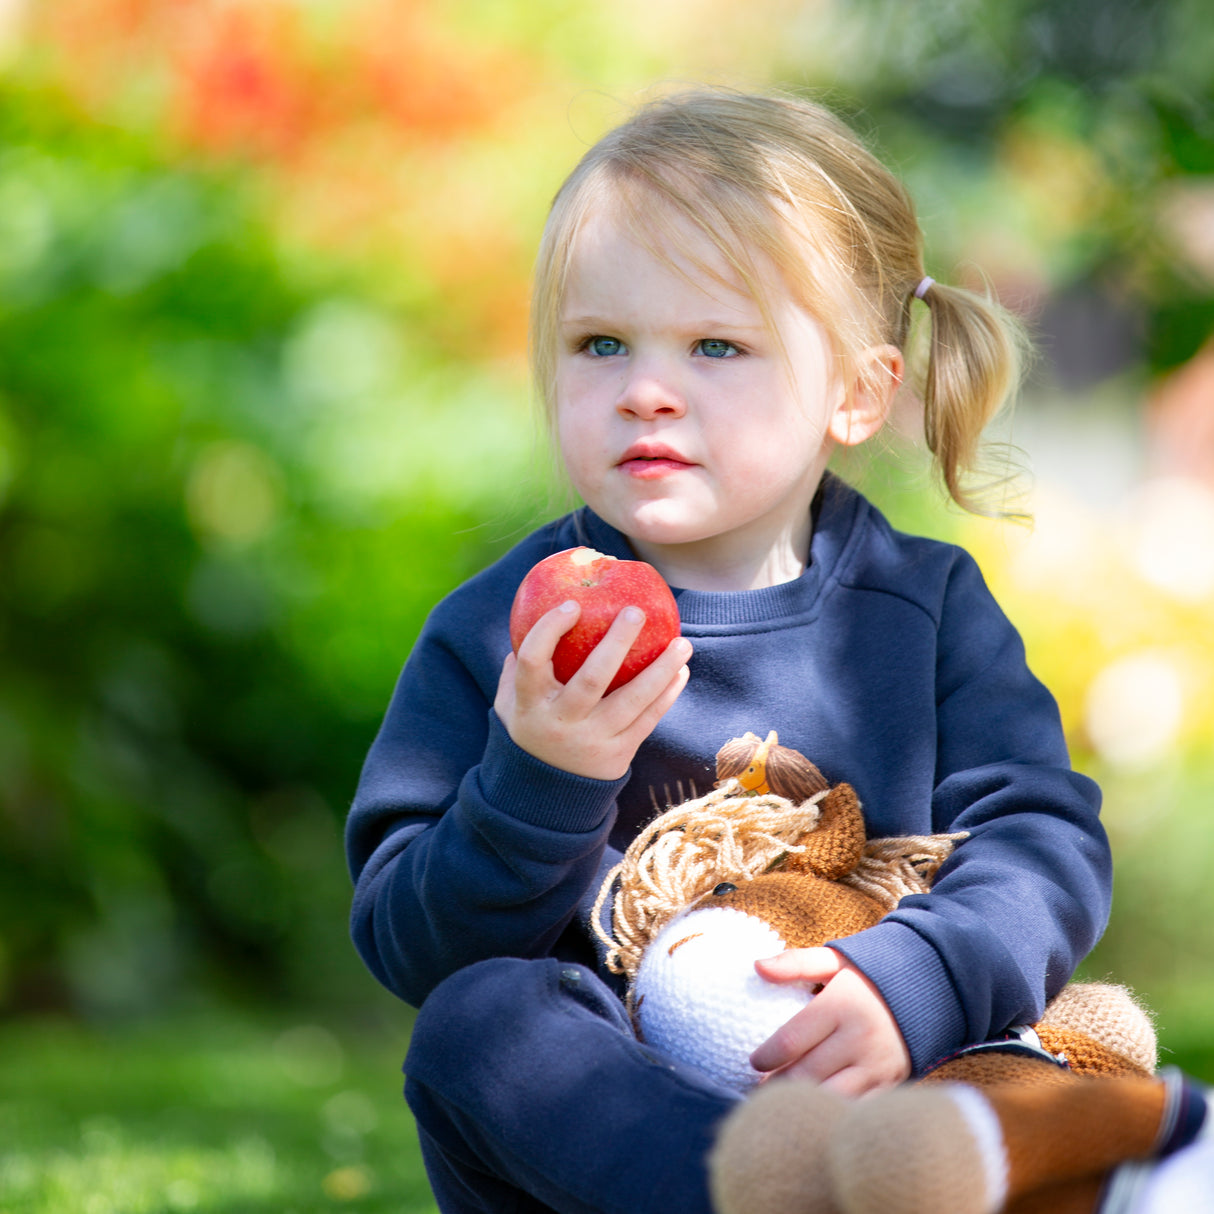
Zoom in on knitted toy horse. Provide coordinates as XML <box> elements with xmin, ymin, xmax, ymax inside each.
<box><xmin>593</xmin><ymin>733</ymin><xmax>1212</xmax><ymax>1214</ymax></box>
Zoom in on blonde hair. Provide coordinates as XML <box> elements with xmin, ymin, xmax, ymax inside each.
<box><xmin>530</xmin><ymin>87</ymin><xmax>1026</xmax><ymax>515</ymax></box>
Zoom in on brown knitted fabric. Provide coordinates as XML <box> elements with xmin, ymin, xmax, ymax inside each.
<box><xmin>783</xmin><ymin>782</ymin><xmax>867</xmax><ymax>880</ymax></box>
<box><xmin>1039</xmin><ymin>982</ymin><xmax>1158</xmax><ymax>1074</ymax></box>
<box><xmin>708</xmin><ymin>1080</ymin><xmax>846</xmax><ymax>1214</ymax></box>
<box><xmin>988</xmin><ymin>1077</ymin><xmax>1167</xmax><ymax>1197</ymax></box>
<box><xmin>638</xmin><ymin>736</ymin><xmax>1175</xmax><ymax>1214</ymax></box>
<box><xmin>825</xmin><ymin>1077</ymin><xmax>1170</xmax><ymax>1214</ymax></box>
<box><xmin>591</xmin><ymin>783</ymin><xmax>829</xmax><ymax>981</ymax></box>
<box><xmin>1006</xmin><ymin>1176</ymin><xmax>1106</xmax><ymax>1214</ymax></box>
<box><xmin>595</xmin><ymin>730</ymin><xmax>967</xmax><ymax>984</ymax></box>
<box><xmin>715</xmin><ymin>1024</ymin><xmax>1161</xmax><ymax>1214</ymax></box>
<box><xmin>704</xmin><ymin>871</ymin><xmax>885</xmax><ymax>950</ymax></box>
<box><xmin>828</xmin><ymin>1087</ymin><xmax>995</xmax><ymax>1214</ymax></box>
<box><xmin>1035</xmin><ymin>1026</ymin><xmax>1153</xmax><ymax>1080</ymax></box>
<box><xmin>923</xmin><ymin>1051</ymin><xmax>1077</xmax><ymax>1089</ymax></box>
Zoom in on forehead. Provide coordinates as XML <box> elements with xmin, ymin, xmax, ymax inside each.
<box><xmin>559</xmin><ymin>200</ymin><xmax>779</xmax><ymax>324</ymax></box>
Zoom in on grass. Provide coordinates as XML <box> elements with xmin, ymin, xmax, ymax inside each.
<box><xmin>0</xmin><ymin>957</ymin><xmax>1208</xmax><ymax>1214</ymax></box>
<box><xmin>0</xmin><ymin>1012</ymin><xmax>438</xmax><ymax>1214</ymax></box>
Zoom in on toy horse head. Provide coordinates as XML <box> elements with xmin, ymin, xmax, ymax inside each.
<box><xmin>594</xmin><ymin>732</ymin><xmax>1157</xmax><ymax>1094</ymax></box>
<box><xmin>592</xmin><ymin>733</ymin><xmax>960</xmax><ymax>1091</ymax></box>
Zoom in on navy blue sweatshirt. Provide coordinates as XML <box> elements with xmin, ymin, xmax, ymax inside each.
<box><xmin>346</xmin><ymin>475</ymin><xmax>1110</xmax><ymax>1074</ymax></box>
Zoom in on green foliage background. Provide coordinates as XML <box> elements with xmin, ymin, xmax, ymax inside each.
<box><xmin>1</xmin><ymin>3</ymin><xmax>1213</xmax><ymax>1205</ymax></box>
<box><xmin>0</xmin><ymin>65</ymin><xmax>547</xmax><ymax>1022</ymax></box>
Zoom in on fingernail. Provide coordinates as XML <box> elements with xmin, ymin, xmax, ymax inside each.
<box><xmin>621</xmin><ymin>606</ymin><xmax>644</xmax><ymax>623</ymax></box>
<box><xmin>559</xmin><ymin>600</ymin><xmax>578</xmax><ymax>613</ymax></box>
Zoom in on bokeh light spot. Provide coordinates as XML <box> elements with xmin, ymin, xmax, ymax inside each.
<box><xmin>283</xmin><ymin>299</ymin><xmax>403</xmax><ymax>408</ymax></box>
<box><xmin>272</xmin><ymin>1024</ymin><xmax>344</xmax><ymax>1087</ymax></box>
<box><xmin>321</xmin><ymin>1163</ymin><xmax>373</xmax><ymax>1201</ymax></box>
<box><xmin>323</xmin><ymin>1089</ymin><xmax>379</xmax><ymax>1136</ymax></box>
<box><xmin>186</xmin><ymin>441</ymin><xmax>283</xmax><ymax>545</ymax></box>
<box><xmin>1124</xmin><ymin>476</ymin><xmax>1214</xmax><ymax>603</ymax></box>
<box><xmin>1084</xmin><ymin>651</ymin><xmax>1185</xmax><ymax>769</ymax></box>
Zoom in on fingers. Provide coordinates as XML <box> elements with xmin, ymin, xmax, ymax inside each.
<box><xmin>750</xmin><ymin>956</ymin><xmax>911</xmax><ymax>1097</ymax></box>
<box><xmin>820</xmin><ymin>1066</ymin><xmax>890</xmax><ymax>1100</ymax></box>
<box><xmin>750</xmin><ymin>999</ymin><xmax>832</xmax><ymax>1075</ymax></box>
<box><xmin>619</xmin><ymin>641</ymin><xmax>691</xmax><ymax>735</ymax></box>
<box><xmin>565</xmin><ymin>610</ymin><xmax>692</xmax><ymax>709</ymax></box>
<box><xmin>512</xmin><ymin>599</ymin><xmax>690</xmax><ymax>714</ymax></box>
<box><xmin>511</xmin><ymin>601</ymin><xmax>663</xmax><ymax>698</ymax></box>
<box><xmin>568</xmin><ymin>605</ymin><xmax>649</xmax><ymax>695</ymax></box>
<box><xmin>510</xmin><ymin>600</ymin><xmax>583</xmax><ymax>695</ymax></box>
<box><xmin>513</xmin><ymin>602</ymin><xmax>643</xmax><ymax>696</ymax></box>
<box><xmin>753</xmin><ymin>1004</ymin><xmax>905</xmax><ymax>1097</ymax></box>
<box><xmin>748</xmin><ymin>950</ymin><xmax>841</xmax><ymax>1073</ymax></box>
<box><xmin>754</xmin><ymin>947</ymin><xmax>842</xmax><ymax>987</ymax></box>
<box><xmin>773</xmin><ymin>1030</ymin><xmax>881</xmax><ymax>1098</ymax></box>
<box><xmin>495</xmin><ymin>601</ymin><xmax>692</xmax><ymax>781</ymax></box>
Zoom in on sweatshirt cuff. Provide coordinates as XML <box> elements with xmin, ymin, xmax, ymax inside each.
<box><xmin>477</xmin><ymin>711</ymin><xmax>627</xmax><ymax>834</ymax></box>
<box><xmin>830</xmin><ymin>919</ymin><xmax>969</xmax><ymax>1075</ymax></box>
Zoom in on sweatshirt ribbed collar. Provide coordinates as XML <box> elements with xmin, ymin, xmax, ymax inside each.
<box><xmin>576</xmin><ymin>473</ymin><xmax>866</xmax><ymax>631</ymax></box>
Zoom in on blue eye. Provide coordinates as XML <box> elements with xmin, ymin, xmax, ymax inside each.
<box><xmin>698</xmin><ymin>339</ymin><xmax>738</xmax><ymax>358</ymax></box>
<box><xmin>587</xmin><ymin>336</ymin><xmax>623</xmax><ymax>357</ymax></box>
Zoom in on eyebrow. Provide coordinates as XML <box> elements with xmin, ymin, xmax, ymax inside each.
<box><xmin>559</xmin><ymin>314</ymin><xmax>767</xmax><ymax>334</ymax></box>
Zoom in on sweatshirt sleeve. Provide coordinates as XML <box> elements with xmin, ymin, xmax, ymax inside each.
<box><xmin>830</xmin><ymin>549</ymin><xmax>1111</xmax><ymax>1074</ymax></box>
<box><xmin>345</xmin><ymin>585</ymin><xmax>626</xmax><ymax>1009</ymax></box>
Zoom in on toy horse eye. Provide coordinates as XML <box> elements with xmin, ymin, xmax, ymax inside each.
<box><xmin>712</xmin><ymin>882</ymin><xmax>737</xmax><ymax>896</ymax></box>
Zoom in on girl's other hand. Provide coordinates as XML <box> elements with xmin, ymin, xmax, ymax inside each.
<box><xmin>748</xmin><ymin>947</ymin><xmax>911</xmax><ymax>1098</ymax></box>
<box><xmin>494</xmin><ymin>600</ymin><xmax>692</xmax><ymax>781</ymax></box>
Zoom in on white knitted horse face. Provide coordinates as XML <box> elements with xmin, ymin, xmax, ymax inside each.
<box><xmin>635</xmin><ymin>897</ymin><xmax>814</xmax><ymax>1092</ymax></box>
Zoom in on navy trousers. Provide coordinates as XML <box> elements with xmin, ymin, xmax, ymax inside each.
<box><xmin>404</xmin><ymin>956</ymin><xmax>743</xmax><ymax>1214</ymax></box>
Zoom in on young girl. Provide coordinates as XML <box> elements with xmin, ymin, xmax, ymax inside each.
<box><xmin>346</xmin><ymin>88</ymin><xmax>1111</xmax><ymax>1213</ymax></box>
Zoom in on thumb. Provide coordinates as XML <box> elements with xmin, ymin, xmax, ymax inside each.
<box><xmin>493</xmin><ymin>652</ymin><xmax>518</xmax><ymax>708</ymax></box>
<box><xmin>754</xmin><ymin>946</ymin><xmax>844</xmax><ymax>986</ymax></box>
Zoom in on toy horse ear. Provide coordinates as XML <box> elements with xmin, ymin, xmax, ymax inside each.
<box><xmin>785</xmin><ymin>782</ymin><xmax>866</xmax><ymax>880</ymax></box>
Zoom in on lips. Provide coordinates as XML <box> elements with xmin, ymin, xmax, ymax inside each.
<box><xmin>617</xmin><ymin>442</ymin><xmax>695</xmax><ymax>478</ymax></box>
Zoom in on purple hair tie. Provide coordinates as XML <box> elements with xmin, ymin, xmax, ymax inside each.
<box><xmin>914</xmin><ymin>276</ymin><xmax>935</xmax><ymax>300</ymax></box>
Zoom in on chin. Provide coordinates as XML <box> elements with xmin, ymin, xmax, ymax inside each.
<box><xmin>614</xmin><ymin>505</ymin><xmax>721</xmax><ymax>548</ymax></box>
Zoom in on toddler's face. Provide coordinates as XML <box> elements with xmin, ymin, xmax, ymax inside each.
<box><xmin>554</xmin><ymin>203</ymin><xmax>847</xmax><ymax>589</ymax></box>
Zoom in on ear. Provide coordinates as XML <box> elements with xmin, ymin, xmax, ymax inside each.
<box><xmin>783</xmin><ymin>782</ymin><xmax>866</xmax><ymax>880</ymax></box>
<box><xmin>827</xmin><ymin>344</ymin><xmax>904</xmax><ymax>448</ymax></box>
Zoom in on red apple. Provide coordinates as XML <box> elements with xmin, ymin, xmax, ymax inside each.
<box><xmin>509</xmin><ymin>547</ymin><xmax>680</xmax><ymax>693</ymax></box>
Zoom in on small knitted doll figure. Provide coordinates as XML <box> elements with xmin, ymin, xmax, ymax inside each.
<box><xmin>594</xmin><ymin>734</ymin><xmax>1212</xmax><ymax>1214</ymax></box>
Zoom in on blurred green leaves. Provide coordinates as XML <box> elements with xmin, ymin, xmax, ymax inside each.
<box><xmin>1</xmin><ymin>0</ymin><xmax>1211</xmax><ymax>1037</ymax></box>
<box><xmin>0</xmin><ymin>79</ymin><xmax>540</xmax><ymax>1016</ymax></box>
<box><xmin>807</xmin><ymin>0</ymin><xmax>1214</xmax><ymax>370</ymax></box>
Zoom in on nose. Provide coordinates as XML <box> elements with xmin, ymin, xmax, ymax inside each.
<box><xmin>615</xmin><ymin>362</ymin><xmax>687</xmax><ymax>421</ymax></box>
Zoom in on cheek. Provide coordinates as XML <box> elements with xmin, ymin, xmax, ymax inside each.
<box><xmin>554</xmin><ymin>401</ymin><xmax>581</xmax><ymax>454</ymax></box>
<box><xmin>554</xmin><ymin>409</ymin><xmax>602</xmax><ymax>489</ymax></box>
<box><xmin>723</xmin><ymin>422</ymin><xmax>819</xmax><ymax>482</ymax></box>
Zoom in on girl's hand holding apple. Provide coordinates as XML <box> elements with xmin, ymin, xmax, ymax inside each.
<box><xmin>495</xmin><ymin>549</ymin><xmax>691</xmax><ymax>780</ymax></box>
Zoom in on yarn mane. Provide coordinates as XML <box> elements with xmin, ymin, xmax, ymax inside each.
<box><xmin>593</xmin><ymin>778</ymin><xmax>963</xmax><ymax>983</ymax></box>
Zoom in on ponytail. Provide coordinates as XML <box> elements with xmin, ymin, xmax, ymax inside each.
<box><xmin>914</xmin><ymin>277</ymin><xmax>1029</xmax><ymax>517</ymax></box>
